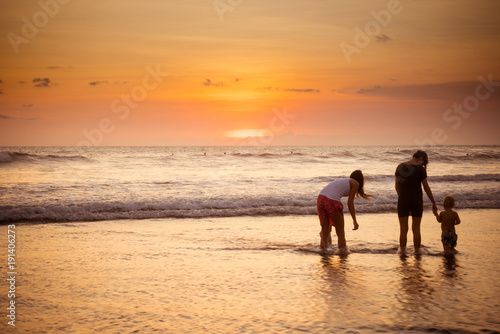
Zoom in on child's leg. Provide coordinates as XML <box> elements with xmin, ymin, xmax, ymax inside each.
<box><xmin>442</xmin><ymin>241</ymin><xmax>451</xmax><ymax>253</ymax></box>
<box><xmin>452</xmin><ymin>233</ymin><xmax>458</xmax><ymax>252</ymax></box>
<box><xmin>442</xmin><ymin>231</ymin><xmax>456</xmax><ymax>253</ymax></box>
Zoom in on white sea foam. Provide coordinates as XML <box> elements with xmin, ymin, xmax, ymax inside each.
<box><xmin>1</xmin><ymin>194</ymin><xmax>498</xmax><ymax>222</ymax></box>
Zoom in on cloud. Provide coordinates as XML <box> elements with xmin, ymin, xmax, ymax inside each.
<box><xmin>356</xmin><ymin>86</ymin><xmax>381</xmax><ymax>94</ymax></box>
<box><xmin>258</xmin><ymin>87</ymin><xmax>320</xmax><ymax>93</ymax></box>
<box><xmin>375</xmin><ymin>34</ymin><xmax>393</xmax><ymax>43</ymax></box>
<box><xmin>0</xmin><ymin>90</ymin><xmax>4</xmax><ymax>95</ymax></box>
<box><xmin>0</xmin><ymin>79</ymin><xmax>3</xmax><ymax>84</ymax></box>
<box><xmin>46</xmin><ymin>65</ymin><xmax>73</xmax><ymax>70</ymax></box>
<box><xmin>344</xmin><ymin>81</ymin><xmax>500</xmax><ymax>100</ymax></box>
<box><xmin>0</xmin><ymin>114</ymin><xmax>38</xmax><ymax>121</ymax></box>
<box><xmin>18</xmin><ymin>81</ymin><xmax>26</xmax><ymax>84</ymax></box>
<box><xmin>33</xmin><ymin>78</ymin><xmax>51</xmax><ymax>87</ymax></box>
<box><xmin>88</xmin><ymin>80</ymin><xmax>109</xmax><ymax>86</ymax></box>
<box><xmin>366</xmin><ymin>81</ymin><xmax>500</xmax><ymax>100</ymax></box>
<box><xmin>284</xmin><ymin>88</ymin><xmax>320</xmax><ymax>93</ymax></box>
<box><xmin>22</xmin><ymin>104</ymin><xmax>34</xmax><ymax>107</ymax></box>
<box><xmin>202</xmin><ymin>77</ymin><xmax>240</xmax><ymax>87</ymax></box>
<box><xmin>203</xmin><ymin>78</ymin><xmax>224</xmax><ymax>87</ymax></box>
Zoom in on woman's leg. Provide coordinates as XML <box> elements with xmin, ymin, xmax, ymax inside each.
<box><xmin>320</xmin><ymin>223</ymin><xmax>331</xmax><ymax>251</ymax></box>
<box><xmin>411</xmin><ymin>216</ymin><xmax>422</xmax><ymax>251</ymax></box>
<box><xmin>398</xmin><ymin>216</ymin><xmax>409</xmax><ymax>252</ymax></box>
<box><xmin>317</xmin><ymin>196</ymin><xmax>330</xmax><ymax>251</ymax></box>
<box><xmin>332</xmin><ymin>211</ymin><xmax>346</xmax><ymax>249</ymax></box>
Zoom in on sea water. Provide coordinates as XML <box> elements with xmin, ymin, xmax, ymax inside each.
<box><xmin>0</xmin><ymin>145</ymin><xmax>499</xmax><ymax>333</ymax></box>
<box><xmin>0</xmin><ymin>145</ymin><xmax>499</xmax><ymax>222</ymax></box>
<box><xmin>1</xmin><ymin>212</ymin><xmax>499</xmax><ymax>333</ymax></box>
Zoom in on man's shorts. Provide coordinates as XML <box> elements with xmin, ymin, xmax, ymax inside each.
<box><xmin>397</xmin><ymin>197</ymin><xmax>423</xmax><ymax>218</ymax></box>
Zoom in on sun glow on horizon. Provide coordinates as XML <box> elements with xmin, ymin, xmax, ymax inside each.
<box><xmin>225</xmin><ymin>129</ymin><xmax>274</xmax><ymax>138</ymax></box>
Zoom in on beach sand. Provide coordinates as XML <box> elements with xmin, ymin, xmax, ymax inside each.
<box><xmin>1</xmin><ymin>209</ymin><xmax>499</xmax><ymax>333</ymax></box>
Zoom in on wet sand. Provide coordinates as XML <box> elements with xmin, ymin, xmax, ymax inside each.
<box><xmin>1</xmin><ymin>210</ymin><xmax>499</xmax><ymax>333</ymax></box>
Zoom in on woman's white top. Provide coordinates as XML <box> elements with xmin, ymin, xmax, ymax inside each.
<box><xmin>319</xmin><ymin>178</ymin><xmax>351</xmax><ymax>201</ymax></box>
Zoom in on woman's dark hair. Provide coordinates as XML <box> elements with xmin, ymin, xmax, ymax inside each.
<box><xmin>349</xmin><ymin>170</ymin><xmax>372</xmax><ymax>200</ymax></box>
<box><xmin>413</xmin><ymin>150</ymin><xmax>429</xmax><ymax>168</ymax></box>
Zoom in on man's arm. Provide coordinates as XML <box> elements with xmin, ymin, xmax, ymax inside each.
<box><xmin>422</xmin><ymin>178</ymin><xmax>438</xmax><ymax>216</ymax></box>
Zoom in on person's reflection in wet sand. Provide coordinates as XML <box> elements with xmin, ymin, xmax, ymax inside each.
<box><xmin>319</xmin><ymin>254</ymin><xmax>349</xmax><ymax>284</ymax></box>
<box><xmin>395</xmin><ymin>255</ymin><xmax>437</xmax><ymax>324</ymax></box>
<box><xmin>315</xmin><ymin>255</ymin><xmax>353</xmax><ymax>323</ymax></box>
<box><xmin>441</xmin><ymin>253</ymin><xmax>460</xmax><ymax>279</ymax></box>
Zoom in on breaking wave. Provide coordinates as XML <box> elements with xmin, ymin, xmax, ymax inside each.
<box><xmin>0</xmin><ymin>151</ymin><xmax>90</xmax><ymax>163</ymax></box>
<box><xmin>1</xmin><ymin>194</ymin><xmax>498</xmax><ymax>223</ymax></box>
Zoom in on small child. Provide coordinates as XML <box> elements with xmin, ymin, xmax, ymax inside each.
<box><xmin>436</xmin><ymin>195</ymin><xmax>461</xmax><ymax>253</ymax></box>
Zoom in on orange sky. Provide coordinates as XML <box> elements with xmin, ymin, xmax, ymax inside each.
<box><xmin>0</xmin><ymin>0</ymin><xmax>499</xmax><ymax>146</ymax></box>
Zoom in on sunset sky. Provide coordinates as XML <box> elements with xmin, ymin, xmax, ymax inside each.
<box><xmin>0</xmin><ymin>0</ymin><xmax>499</xmax><ymax>146</ymax></box>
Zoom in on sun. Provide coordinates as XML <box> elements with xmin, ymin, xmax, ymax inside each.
<box><xmin>225</xmin><ymin>129</ymin><xmax>273</xmax><ymax>138</ymax></box>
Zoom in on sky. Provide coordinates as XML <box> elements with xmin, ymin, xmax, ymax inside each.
<box><xmin>0</xmin><ymin>0</ymin><xmax>499</xmax><ymax>146</ymax></box>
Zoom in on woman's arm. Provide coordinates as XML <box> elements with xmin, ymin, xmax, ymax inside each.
<box><xmin>348</xmin><ymin>179</ymin><xmax>359</xmax><ymax>230</ymax></box>
<box><xmin>422</xmin><ymin>178</ymin><xmax>438</xmax><ymax>216</ymax></box>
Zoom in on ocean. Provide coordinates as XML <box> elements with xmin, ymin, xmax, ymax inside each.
<box><xmin>0</xmin><ymin>145</ymin><xmax>499</xmax><ymax>333</ymax></box>
<box><xmin>1</xmin><ymin>145</ymin><xmax>499</xmax><ymax>222</ymax></box>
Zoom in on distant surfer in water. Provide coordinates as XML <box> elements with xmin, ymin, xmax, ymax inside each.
<box><xmin>395</xmin><ymin>150</ymin><xmax>438</xmax><ymax>254</ymax></box>
<box><xmin>317</xmin><ymin>170</ymin><xmax>372</xmax><ymax>254</ymax></box>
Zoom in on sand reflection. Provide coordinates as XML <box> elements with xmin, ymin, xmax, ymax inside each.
<box><xmin>395</xmin><ymin>255</ymin><xmax>438</xmax><ymax>325</ymax></box>
<box><xmin>441</xmin><ymin>254</ymin><xmax>459</xmax><ymax>279</ymax></box>
<box><xmin>314</xmin><ymin>254</ymin><xmax>358</xmax><ymax>329</ymax></box>
<box><xmin>319</xmin><ymin>254</ymin><xmax>350</xmax><ymax>285</ymax></box>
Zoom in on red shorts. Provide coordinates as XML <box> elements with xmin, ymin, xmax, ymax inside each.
<box><xmin>317</xmin><ymin>195</ymin><xmax>344</xmax><ymax>226</ymax></box>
